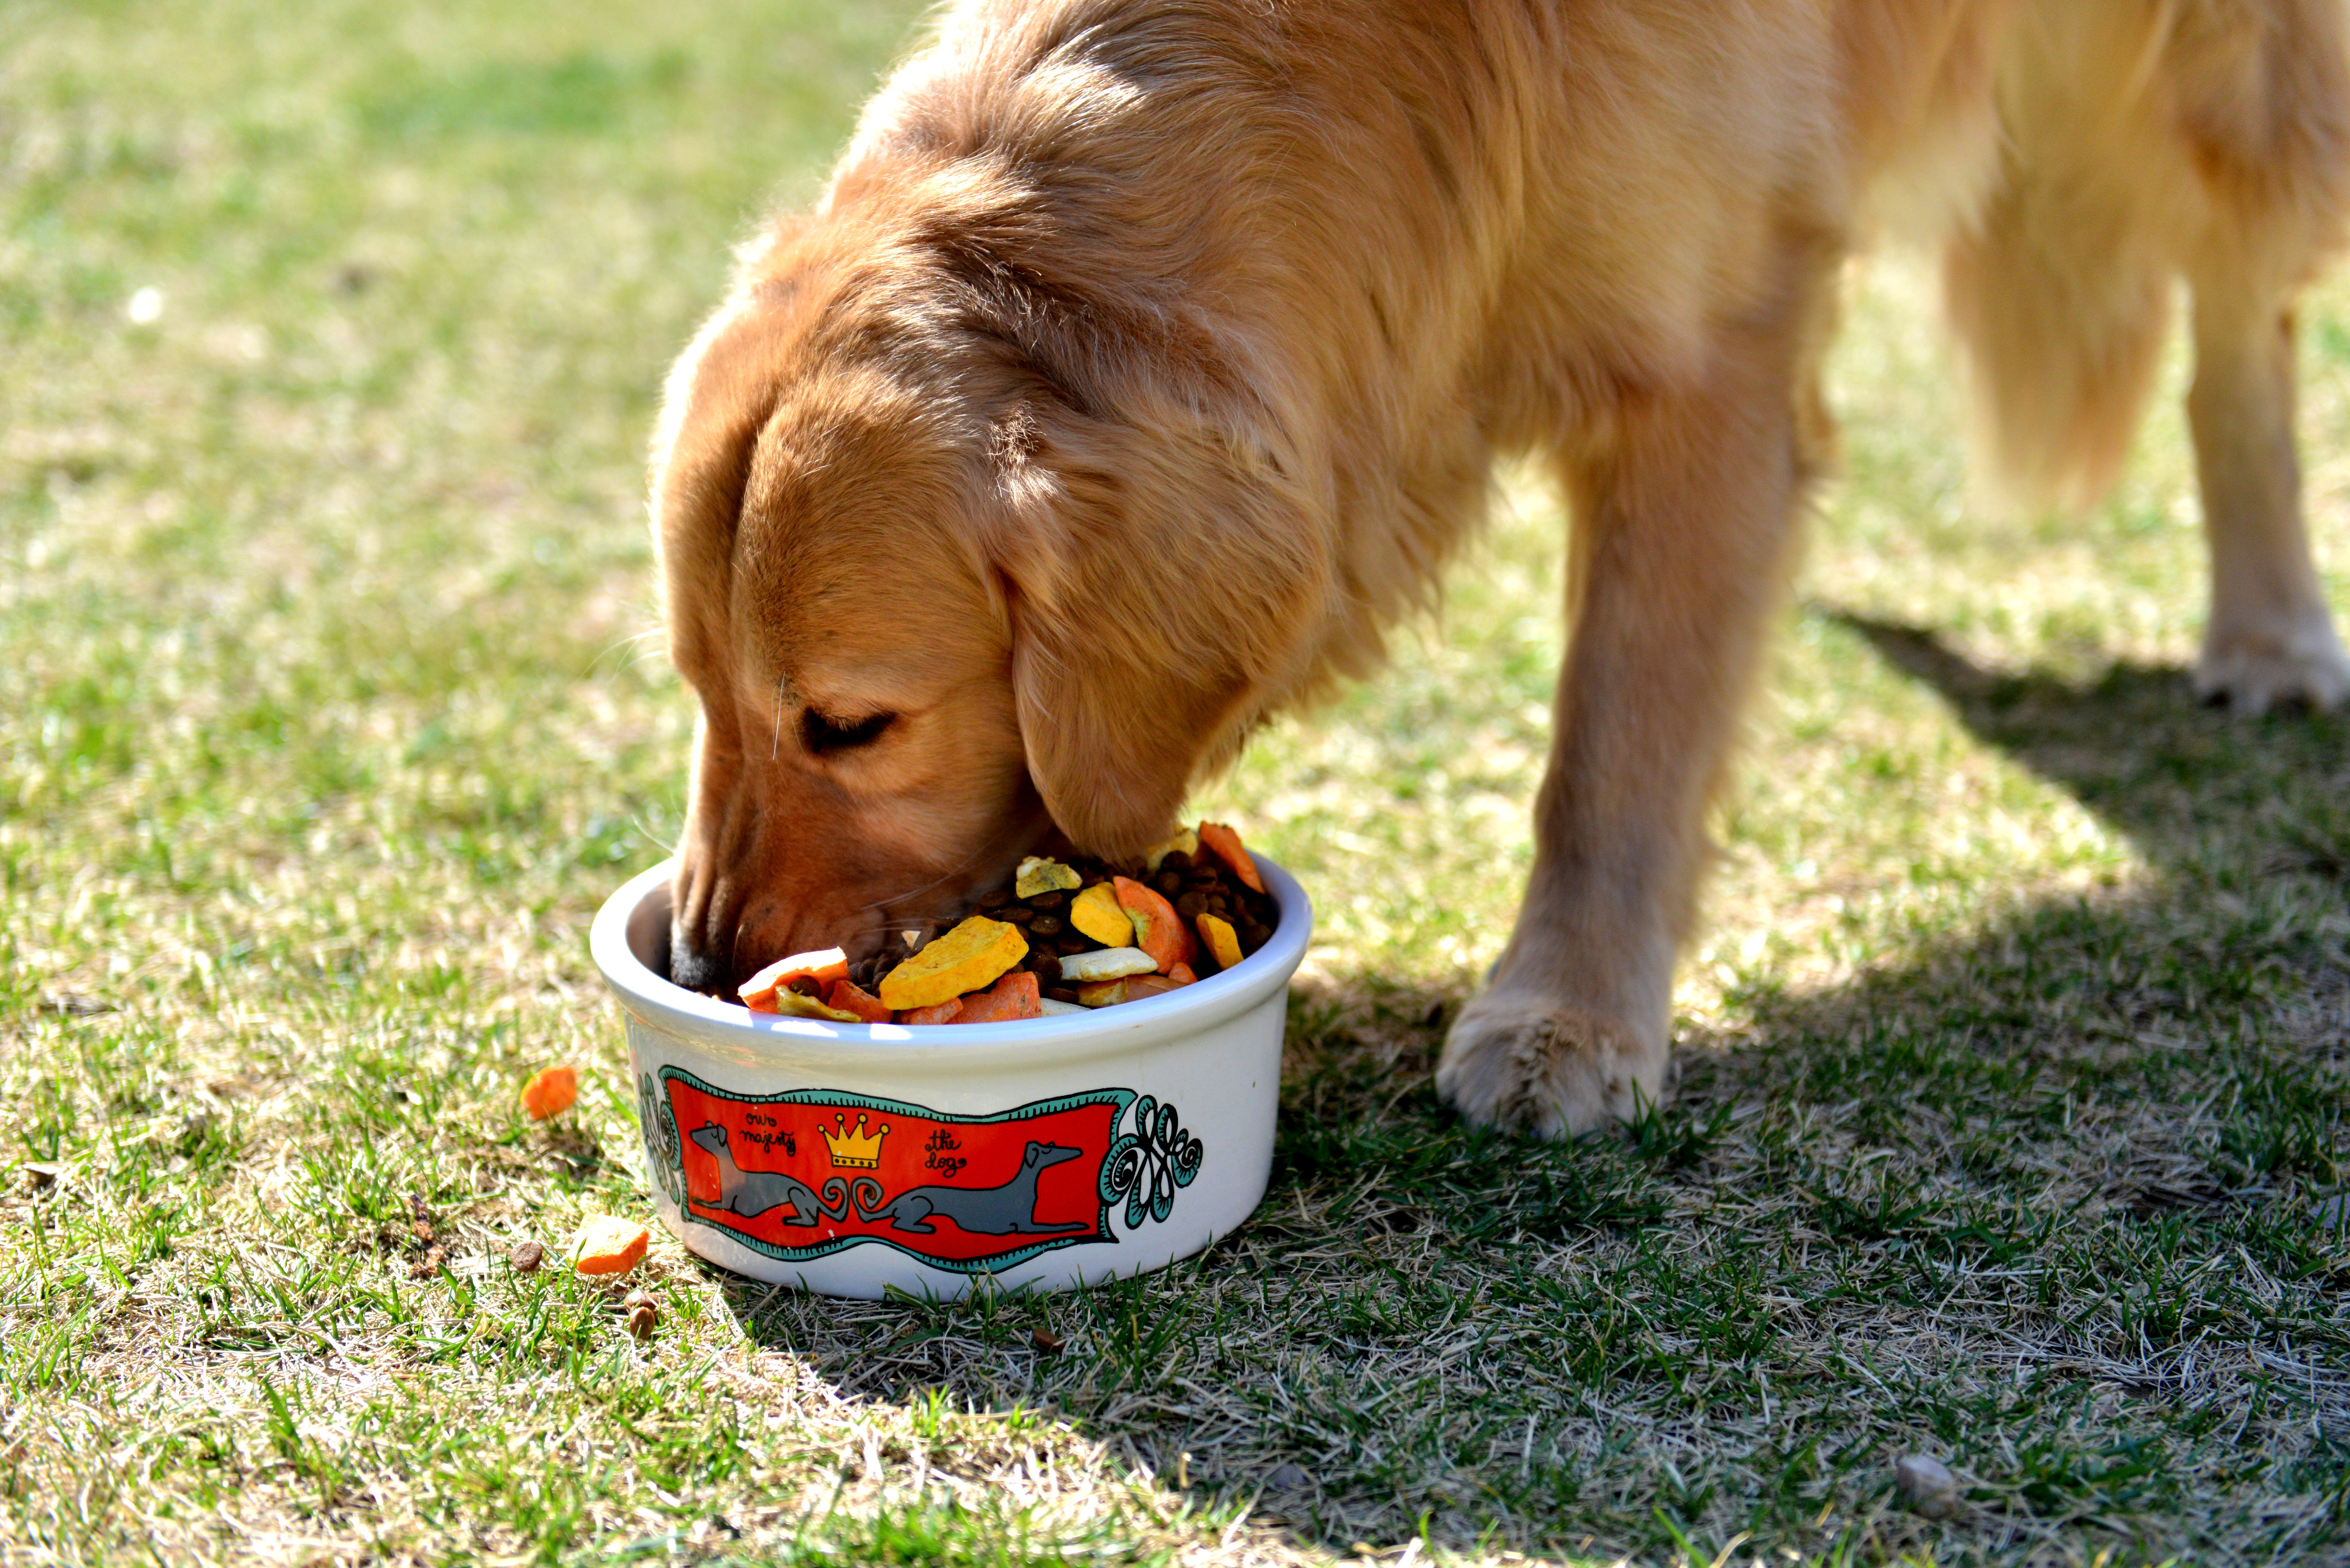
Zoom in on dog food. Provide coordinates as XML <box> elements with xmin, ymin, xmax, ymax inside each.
<box><xmin>519</xmin><ymin>1064</ymin><xmax>578</xmax><ymax>1120</ymax></box>
<box><xmin>734</xmin><ymin>820</ymin><xmax>1278</xmax><ymax>1024</ymax></box>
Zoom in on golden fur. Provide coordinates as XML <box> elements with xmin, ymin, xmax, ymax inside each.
<box><xmin>653</xmin><ymin>0</ymin><xmax>2350</xmax><ymax>1135</ymax></box>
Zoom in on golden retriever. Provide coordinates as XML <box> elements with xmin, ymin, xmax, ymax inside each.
<box><xmin>651</xmin><ymin>0</ymin><xmax>2350</xmax><ymax>1137</ymax></box>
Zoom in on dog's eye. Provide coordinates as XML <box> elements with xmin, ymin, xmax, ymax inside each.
<box><xmin>800</xmin><ymin>708</ymin><xmax>896</xmax><ymax>755</ymax></box>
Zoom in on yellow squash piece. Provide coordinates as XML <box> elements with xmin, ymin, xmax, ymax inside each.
<box><xmin>879</xmin><ymin>916</ymin><xmax>1028</xmax><ymax>1011</ymax></box>
<box><xmin>1196</xmin><ymin>912</ymin><xmax>1243</xmax><ymax>972</ymax></box>
<box><xmin>1142</xmin><ymin>827</ymin><xmax>1199</xmax><ymax>873</ymax></box>
<box><xmin>1014</xmin><ymin>856</ymin><xmax>1082</xmax><ymax>897</ymax></box>
<box><xmin>1069</xmin><ymin>882</ymin><xmax>1134</xmax><ymax>946</ymax></box>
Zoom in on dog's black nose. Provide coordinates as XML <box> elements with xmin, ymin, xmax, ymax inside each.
<box><xmin>667</xmin><ymin>924</ymin><xmax>727</xmax><ymax>993</ymax></box>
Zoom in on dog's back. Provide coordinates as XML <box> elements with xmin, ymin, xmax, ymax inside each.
<box><xmin>656</xmin><ymin>0</ymin><xmax>2350</xmax><ymax>1134</ymax></box>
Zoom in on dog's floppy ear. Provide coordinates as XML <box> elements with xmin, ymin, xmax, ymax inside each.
<box><xmin>984</xmin><ymin>397</ymin><xmax>1331</xmax><ymax>857</ymax></box>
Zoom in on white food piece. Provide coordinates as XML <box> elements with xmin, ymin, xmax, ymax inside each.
<box><xmin>1056</xmin><ymin>946</ymin><xmax>1159</xmax><ymax>982</ymax></box>
<box><xmin>1037</xmin><ymin>998</ymin><xmax>1089</xmax><ymax>1016</ymax></box>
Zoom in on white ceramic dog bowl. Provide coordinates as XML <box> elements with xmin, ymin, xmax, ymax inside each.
<box><xmin>588</xmin><ymin>855</ymin><xmax>1310</xmax><ymax>1298</ymax></box>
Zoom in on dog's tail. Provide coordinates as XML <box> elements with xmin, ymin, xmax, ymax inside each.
<box><xmin>1942</xmin><ymin>163</ymin><xmax>2173</xmax><ymax>516</ymax></box>
<box><xmin>1935</xmin><ymin>5</ymin><xmax>2191</xmax><ymax>516</ymax></box>
<box><xmin>1939</xmin><ymin>1</ymin><xmax>2350</xmax><ymax>516</ymax></box>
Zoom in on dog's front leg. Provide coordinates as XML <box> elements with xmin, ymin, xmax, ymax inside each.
<box><xmin>1437</xmin><ymin>318</ymin><xmax>1820</xmax><ymax>1138</ymax></box>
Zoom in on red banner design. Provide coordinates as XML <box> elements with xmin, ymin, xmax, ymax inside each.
<box><xmin>658</xmin><ymin>1074</ymin><xmax>1125</xmax><ymax>1271</ymax></box>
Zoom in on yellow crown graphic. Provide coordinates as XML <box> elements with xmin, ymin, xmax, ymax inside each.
<box><xmin>822</xmin><ymin>1112</ymin><xmax>888</xmax><ymax>1168</ymax></box>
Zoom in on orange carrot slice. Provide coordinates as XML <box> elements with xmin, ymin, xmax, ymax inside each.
<box><xmin>739</xmin><ymin>947</ymin><xmax>850</xmax><ymax>1011</ymax></box>
<box><xmin>954</xmin><ymin>971</ymin><xmax>1042</xmax><ymax>1023</ymax></box>
<box><xmin>824</xmin><ymin>978</ymin><xmax>893</xmax><ymax>1023</ymax></box>
<box><xmin>1113</xmin><ymin>876</ymin><xmax>1198</xmax><ymax>974</ymax></box>
<box><xmin>1197</xmin><ymin>822</ymin><xmax>1264</xmax><ymax>893</ymax></box>
<box><xmin>899</xmin><ymin>998</ymin><xmax>964</xmax><ymax>1026</ymax></box>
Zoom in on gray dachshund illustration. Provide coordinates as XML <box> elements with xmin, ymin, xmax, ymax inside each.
<box><xmin>688</xmin><ymin>1123</ymin><xmax>852</xmax><ymax>1226</ymax></box>
<box><xmin>854</xmin><ymin>1141</ymin><xmax>1090</xmax><ymax>1236</ymax></box>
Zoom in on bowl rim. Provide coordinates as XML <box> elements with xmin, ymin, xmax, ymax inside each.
<box><xmin>591</xmin><ymin>851</ymin><xmax>1313</xmax><ymax>1066</ymax></box>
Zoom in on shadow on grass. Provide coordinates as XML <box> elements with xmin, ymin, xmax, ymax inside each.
<box><xmin>709</xmin><ymin>618</ymin><xmax>2350</xmax><ymax>1565</ymax></box>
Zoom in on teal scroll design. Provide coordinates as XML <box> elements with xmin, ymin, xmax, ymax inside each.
<box><xmin>637</xmin><ymin>1071</ymin><xmax>685</xmax><ymax>1206</ymax></box>
<box><xmin>1100</xmin><ymin>1094</ymin><xmax>1203</xmax><ymax>1231</ymax></box>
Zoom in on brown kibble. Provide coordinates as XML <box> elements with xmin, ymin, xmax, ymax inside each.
<box><xmin>624</xmin><ymin>1288</ymin><xmax>660</xmax><ymax>1342</ymax></box>
<box><xmin>520</xmin><ymin>1064</ymin><xmax>579</xmax><ymax>1121</ymax></box>
<box><xmin>976</xmin><ymin>889</ymin><xmax>1009</xmax><ymax>909</ymax></box>
<box><xmin>1026</xmin><ymin>891</ymin><xmax>1065</xmax><ymax>910</ymax></box>
<box><xmin>1030</xmin><ymin>1325</ymin><xmax>1064</xmax><ymax>1352</ymax></box>
<box><xmin>1160</xmin><ymin>851</ymin><xmax>1193</xmax><ymax>875</ymax></box>
<box><xmin>1175</xmin><ymin>891</ymin><xmax>1207</xmax><ymax>918</ymax></box>
<box><xmin>510</xmin><ymin>1240</ymin><xmax>546</xmax><ymax>1273</ymax></box>
<box><xmin>1154</xmin><ymin>870</ymin><xmax>1182</xmax><ymax>897</ymax></box>
<box><xmin>572</xmin><ymin>1216</ymin><xmax>651</xmax><ymax>1277</ymax></box>
<box><xmin>1031</xmin><ymin>954</ymin><xmax>1062</xmax><ymax>985</ymax></box>
<box><xmin>1003</xmin><ymin>904</ymin><xmax>1034</xmax><ymax>925</ymax></box>
<box><xmin>1045</xmin><ymin>986</ymin><xmax>1080</xmax><ymax>1005</ymax></box>
<box><xmin>1029</xmin><ymin>915</ymin><xmax>1063</xmax><ymax>937</ymax></box>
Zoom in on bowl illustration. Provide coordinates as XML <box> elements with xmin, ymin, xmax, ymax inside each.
<box><xmin>588</xmin><ymin>855</ymin><xmax>1312</xmax><ymax>1298</ymax></box>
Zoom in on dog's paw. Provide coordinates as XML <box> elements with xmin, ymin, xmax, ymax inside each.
<box><xmin>1435</xmin><ymin>991</ymin><xmax>1666</xmax><ymax>1138</ymax></box>
<box><xmin>2194</xmin><ymin>621</ymin><xmax>2350</xmax><ymax>715</ymax></box>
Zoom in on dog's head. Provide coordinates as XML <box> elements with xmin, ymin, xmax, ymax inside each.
<box><xmin>1022</xmin><ymin>1140</ymin><xmax>1082</xmax><ymax>1172</ymax></box>
<box><xmin>652</xmin><ymin>184</ymin><xmax>1325</xmax><ymax>992</ymax></box>
<box><xmin>688</xmin><ymin>1123</ymin><xmax>730</xmax><ymax>1154</ymax></box>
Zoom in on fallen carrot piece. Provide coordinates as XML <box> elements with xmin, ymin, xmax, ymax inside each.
<box><xmin>825</xmin><ymin>978</ymin><xmax>893</xmax><ymax>1023</ymax></box>
<box><xmin>1195</xmin><ymin>913</ymin><xmax>1243</xmax><ymax>972</ymax></box>
<box><xmin>571</xmin><ymin>1216</ymin><xmax>650</xmax><ymax>1277</ymax></box>
<box><xmin>520</xmin><ymin>1064</ymin><xmax>578</xmax><ymax>1121</ymax></box>
<box><xmin>1114</xmin><ymin>877</ymin><xmax>1197</xmax><ymax>974</ymax></box>
<box><xmin>739</xmin><ymin>947</ymin><xmax>850</xmax><ymax>1012</ymax></box>
<box><xmin>1167</xmin><ymin>962</ymin><xmax>1197</xmax><ymax>985</ymax></box>
<box><xmin>900</xmin><ymin>998</ymin><xmax>964</xmax><ymax>1025</ymax></box>
<box><xmin>1197</xmin><ymin>822</ymin><xmax>1264</xmax><ymax>893</ymax></box>
<box><xmin>955</xmin><ymin>971</ymin><xmax>1042</xmax><ymax>1023</ymax></box>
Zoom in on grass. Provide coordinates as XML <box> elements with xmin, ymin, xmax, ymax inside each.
<box><xmin>4</xmin><ymin>0</ymin><xmax>2348</xmax><ymax>1562</ymax></box>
